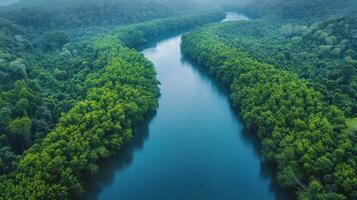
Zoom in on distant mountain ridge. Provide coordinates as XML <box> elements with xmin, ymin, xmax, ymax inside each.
<box><xmin>0</xmin><ymin>0</ymin><xmax>18</xmax><ymax>6</ymax></box>
<box><xmin>237</xmin><ymin>0</ymin><xmax>357</xmax><ymax>20</ymax></box>
<box><xmin>0</xmin><ymin>0</ymin><xmax>219</xmax><ymax>31</ymax></box>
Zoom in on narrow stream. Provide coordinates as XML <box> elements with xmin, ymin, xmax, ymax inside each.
<box><xmin>84</xmin><ymin>13</ymin><xmax>293</xmax><ymax>200</ymax></box>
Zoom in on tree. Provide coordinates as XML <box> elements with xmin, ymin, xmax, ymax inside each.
<box><xmin>8</xmin><ymin>116</ymin><xmax>32</xmax><ymax>146</ymax></box>
<box><xmin>9</xmin><ymin>58</ymin><xmax>28</xmax><ymax>80</ymax></box>
<box><xmin>14</xmin><ymin>98</ymin><xmax>29</xmax><ymax>115</ymax></box>
<box><xmin>0</xmin><ymin>107</ymin><xmax>11</xmax><ymax>127</ymax></box>
<box><xmin>42</xmin><ymin>31</ymin><xmax>69</xmax><ymax>51</ymax></box>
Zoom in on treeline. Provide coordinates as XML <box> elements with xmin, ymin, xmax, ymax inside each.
<box><xmin>181</xmin><ymin>23</ymin><xmax>356</xmax><ymax>200</ymax></box>
<box><xmin>114</xmin><ymin>11</ymin><xmax>226</xmax><ymax>48</ymax></box>
<box><xmin>0</xmin><ymin>0</ymin><xmax>192</xmax><ymax>171</ymax></box>
<box><xmin>0</xmin><ymin>9</ymin><xmax>224</xmax><ymax>177</ymax></box>
<box><xmin>0</xmin><ymin>0</ymin><xmax>219</xmax><ymax>31</ymax></box>
<box><xmin>209</xmin><ymin>18</ymin><xmax>357</xmax><ymax>117</ymax></box>
<box><xmin>0</xmin><ymin>38</ymin><xmax>159</xmax><ymax>200</ymax></box>
<box><xmin>0</xmin><ymin>10</ymin><xmax>225</xmax><ymax>199</ymax></box>
<box><xmin>0</xmin><ymin>17</ymin><xmax>109</xmax><ymax>176</ymax></box>
<box><xmin>236</xmin><ymin>0</ymin><xmax>357</xmax><ymax>20</ymax></box>
<box><xmin>0</xmin><ymin>5</ymin><xmax>224</xmax><ymax>167</ymax></box>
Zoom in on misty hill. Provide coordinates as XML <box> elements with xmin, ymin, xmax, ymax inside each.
<box><xmin>0</xmin><ymin>0</ymin><xmax>218</xmax><ymax>30</ymax></box>
<box><xmin>238</xmin><ymin>0</ymin><xmax>357</xmax><ymax>20</ymax></box>
<box><xmin>0</xmin><ymin>0</ymin><xmax>18</xmax><ymax>6</ymax></box>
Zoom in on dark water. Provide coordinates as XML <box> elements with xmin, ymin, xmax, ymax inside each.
<box><xmin>84</xmin><ymin>13</ymin><xmax>293</xmax><ymax>200</ymax></box>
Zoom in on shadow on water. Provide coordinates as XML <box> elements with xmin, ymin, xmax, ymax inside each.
<box><xmin>82</xmin><ymin>112</ymin><xmax>157</xmax><ymax>200</ymax></box>
<box><xmin>181</xmin><ymin>54</ymin><xmax>295</xmax><ymax>200</ymax></box>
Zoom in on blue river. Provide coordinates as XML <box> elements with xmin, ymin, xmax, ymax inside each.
<box><xmin>84</xmin><ymin>13</ymin><xmax>293</xmax><ymax>200</ymax></box>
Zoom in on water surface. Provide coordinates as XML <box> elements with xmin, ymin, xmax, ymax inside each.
<box><xmin>84</xmin><ymin>13</ymin><xmax>292</xmax><ymax>200</ymax></box>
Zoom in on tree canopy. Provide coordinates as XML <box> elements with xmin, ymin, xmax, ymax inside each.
<box><xmin>181</xmin><ymin>20</ymin><xmax>356</xmax><ymax>200</ymax></box>
<box><xmin>0</xmin><ymin>9</ymin><xmax>225</xmax><ymax>199</ymax></box>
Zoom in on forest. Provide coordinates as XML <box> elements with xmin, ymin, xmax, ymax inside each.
<box><xmin>0</xmin><ymin>0</ymin><xmax>356</xmax><ymax>199</ymax></box>
<box><xmin>236</xmin><ymin>0</ymin><xmax>357</xmax><ymax>20</ymax></box>
<box><xmin>0</xmin><ymin>0</ymin><xmax>225</xmax><ymax>198</ymax></box>
<box><xmin>208</xmin><ymin>18</ymin><xmax>357</xmax><ymax>116</ymax></box>
<box><xmin>181</xmin><ymin>0</ymin><xmax>356</xmax><ymax>199</ymax></box>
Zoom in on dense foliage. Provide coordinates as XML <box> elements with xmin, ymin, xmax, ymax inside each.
<box><xmin>0</xmin><ymin>9</ymin><xmax>225</xmax><ymax>199</ymax></box>
<box><xmin>0</xmin><ymin>38</ymin><xmax>159</xmax><ymax>199</ymax></box>
<box><xmin>0</xmin><ymin>0</ymin><xmax>224</xmax><ymax>175</ymax></box>
<box><xmin>114</xmin><ymin>11</ymin><xmax>225</xmax><ymax>48</ymax></box>
<box><xmin>237</xmin><ymin>0</ymin><xmax>357</xmax><ymax>20</ymax></box>
<box><xmin>208</xmin><ymin>18</ymin><xmax>357</xmax><ymax>117</ymax></box>
<box><xmin>181</xmin><ymin>22</ymin><xmax>356</xmax><ymax>200</ymax></box>
<box><xmin>1</xmin><ymin>0</ymin><xmax>355</xmax><ymax>199</ymax></box>
<box><xmin>0</xmin><ymin>0</ymin><xmax>219</xmax><ymax>31</ymax></box>
<box><xmin>0</xmin><ymin>16</ymin><xmax>112</xmax><ymax>175</ymax></box>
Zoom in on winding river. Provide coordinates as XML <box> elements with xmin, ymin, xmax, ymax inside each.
<box><xmin>84</xmin><ymin>13</ymin><xmax>293</xmax><ymax>200</ymax></box>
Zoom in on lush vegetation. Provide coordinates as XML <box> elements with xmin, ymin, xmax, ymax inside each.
<box><xmin>0</xmin><ymin>6</ymin><xmax>225</xmax><ymax>198</ymax></box>
<box><xmin>181</xmin><ymin>2</ymin><xmax>356</xmax><ymax>199</ymax></box>
<box><xmin>114</xmin><ymin>11</ymin><xmax>225</xmax><ymax>48</ymax></box>
<box><xmin>0</xmin><ymin>0</ymin><xmax>219</xmax><ymax>31</ymax></box>
<box><xmin>207</xmin><ymin>18</ymin><xmax>357</xmax><ymax>117</ymax></box>
<box><xmin>1</xmin><ymin>0</ymin><xmax>355</xmax><ymax>199</ymax></box>
<box><xmin>237</xmin><ymin>0</ymin><xmax>357</xmax><ymax>20</ymax></box>
<box><xmin>0</xmin><ymin>36</ymin><xmax>159</xmax><ymax>200</ymax></box>
<box><xmin>0</xmin><ymin>16</ymin><xmax>112</xmax><ymax>176</ymax></box>
<box><xmin>181</xmin><ymin>21</ymin><xmax>356</xmax><ymax>200</ymax></box>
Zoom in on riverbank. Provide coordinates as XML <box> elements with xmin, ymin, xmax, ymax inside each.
<box><xmin>85</xmin><ymin>13</ymin><xmax>293</xmax><ymax>200</ymax></box>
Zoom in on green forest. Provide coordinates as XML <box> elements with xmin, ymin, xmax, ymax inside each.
<box><xmin>0</xmin><ymin>0</ymin><xmax>225</xmax><ymax>198</ymax></box>
<box><xmin>182</xmin><ymin>1</ymin><xmax>356</xmax><ymax>200</ymax></box>
<box><xmin>205</xmin><ymin>18</ymin><xmax>357</xmax><ymax>116</ymax></box>
<box><xmin>0</xmin><ymin>0</ymin><xmax>356</xmax><ymax>199</ymax></box>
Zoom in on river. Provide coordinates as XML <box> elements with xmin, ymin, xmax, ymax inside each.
<box><xmin>84</xmin><ymin>13</ymin><xmax>293</xmax><ymax>200</ymax></box>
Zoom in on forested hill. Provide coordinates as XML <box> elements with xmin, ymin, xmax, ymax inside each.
<box><xmin>235</xmin><ymin>0</ymin><xmax>357</xmax><ymax>21</ymax></box>
<box><xmin>0</xmin><ymin>0</ymin><xmax>219</xmax><ymax>31</ymax></box>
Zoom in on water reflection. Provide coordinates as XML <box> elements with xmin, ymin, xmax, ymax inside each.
<box><xmin>84</xmin><ymin>13</ymin><xmax>294</xmax><ymax>200</ymax></box>
<box><xmin>83</xmin><ymin>113</ymin><xmax>156</xmax><ymax>200</ymax></box>
<box><xmin>181</xmin><ymin>49</ymin><xmax>294</xmax><ymax>200</ymax></box>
